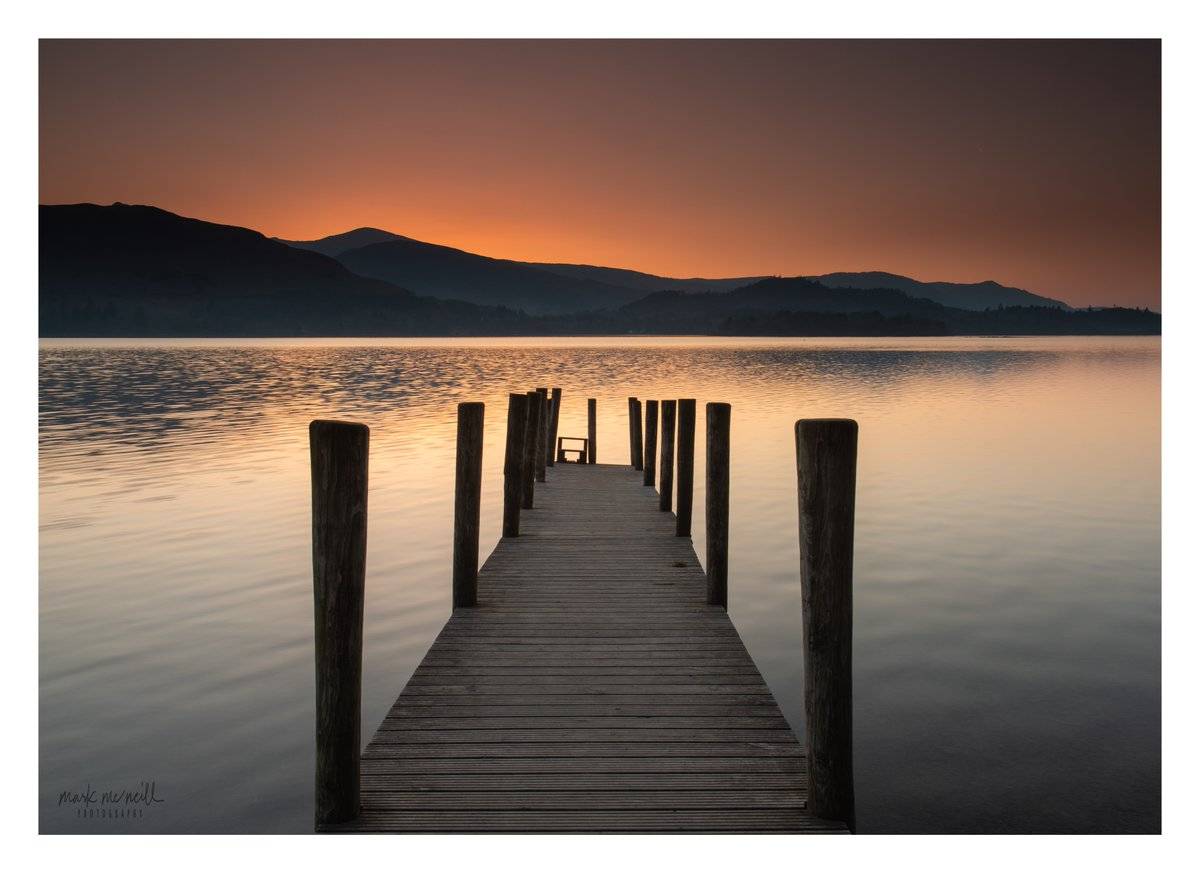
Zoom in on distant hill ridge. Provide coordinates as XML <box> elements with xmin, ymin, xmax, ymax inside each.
<box><xmin>279</xmin><ymin>226</ymin><xmax>1071</xmax><ymax>313</ymax></box>
<box><xmin>809</xmin><ymin>271</ymin><xmax>1070</xmax><ymax>311</ymax></box>
<box><xmin>41</xmin><ymin>203</ymin><xmax>1154</xmax><ymax>337</ymax></box>
<box><xmin>40</xmin><ymin>203</ymin><xmax>523</xmax><ymax>336</ymax></box>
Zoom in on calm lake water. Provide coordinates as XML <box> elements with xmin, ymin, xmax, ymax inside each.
<box><xmin>38</xmin><ymin>336</ymin><xmax>1160</xmax><ymax>833</ymax></box>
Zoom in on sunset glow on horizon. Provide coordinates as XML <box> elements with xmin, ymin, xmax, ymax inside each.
<box><xmin>39</xmin><ymin>39</ymin><xmax>1161</xmax><ymax>308</ymax></box>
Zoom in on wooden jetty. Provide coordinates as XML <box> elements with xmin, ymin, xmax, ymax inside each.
<box><xmin>310</xmin><ymin>393</ymin><xmax>857</xmax><ymax>834</ymax></box>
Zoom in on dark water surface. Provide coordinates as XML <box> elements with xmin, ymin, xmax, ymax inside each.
<box><xmin>39</xmin><ymin>337</ymin><xmax>1160</xmax><ymax>833</ymax></box>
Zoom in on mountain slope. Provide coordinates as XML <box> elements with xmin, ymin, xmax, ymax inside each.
<box><xmin>278</xmin><ymin>227</ymin><xmax>403</xmax><ymax>258</ymax></box>
<box><xmin>524</xmin><ymin>262</ymin><xmax>766</xmax><ymax>294</ymax></box>
<box><xmin>283</xmin><ymin>229</ymin><xmax>1069</xmax><ymax>313</ymax></box>
<box><xmin>39</xmin><ymin>204</ymin><xmax>521</xmax><ymax>336</ymax></box>
<box><xmin>811</xmin><ymin>271</ymin><xmax>1068</xmax><ymax>310</ymax></box>
<box><xmin>334</xmin><ymin>237</ymin><xmax>645</xmax><ymax>314</ymax></box>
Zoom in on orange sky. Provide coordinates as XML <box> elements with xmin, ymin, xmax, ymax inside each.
<box><xmin>39</xmin><ymin>39</ymin><xmax>1160</xmax><ymax>308</ymax></box>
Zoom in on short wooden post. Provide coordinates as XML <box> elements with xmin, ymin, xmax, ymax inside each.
<box><xmin>705</xmin><ymin>403</ymin><xmax>730</xmax><ymax>608</ymax></box>
<box><xmin>629</xmin><ymin>397</ymin><xmax>644</xmax><ymax>470</ymax></box>
<box><xmin>535</xmin><ymin>387</ymin><xmax>549</xmax><ymax>483</ymax></box>
<box><xmin>676</xmin><ymin>399</ymin><xmax>696</xmax><ymax>536</ymax></box>
<box><xmin>522</xmin><ymin>390</ymin><xmax>541</xmax><ymax>509</ymax></box>
<box><xmin>502</xmin><ymin>393</ymin><xmax>528</xmax><ymax>537</ymax></box>
<box><xmin>452</xmin><ymin>402</ymin><xmax>484</xmax><ymax>608</ymax></box>
<box><xmin>546</xmin><ymin>388</ymin><xmax>562</xmax><ymax>468</ymax></box>
<box><xmin>795</xmin><ymin>418</ymin><xmax>857</xmax><ymax>831</ymax></box>
<box><xmin>309</xmin><ymin>419</ymin><xmax>368</xmax><ymax>828</ymax></box>
<box><xmin>643</xmin><ymin>400</ymin><xmax>658</xmax><ymax>487</ymax></box>
<box><xmin>658</xmin><ymin>400</ymin><xmax>677</xmax><ymax>511</ymax></box>
<box><xmin>587</xmin><ymin>398</ymin><xmax>597</xmax><ymax>464</ymax></box>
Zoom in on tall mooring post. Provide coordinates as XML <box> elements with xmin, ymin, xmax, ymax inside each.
<box><xmin>795</xmin><ymin>418</ymin><xmax>858</xmax><ymax>832</ymax></box>
<box><xmin>309</xmin><ymin>419</ymin><xmax>368</xmax><ymax>827</ymax></box>
<box><xmin>502</xmin><ymin>392</ymin><xmax>528</xmax><ymax>537</ymax></box>
<box><xmin>546</xmin><ymin>388</ymin><xmax>562</xmax><ymax>468</ymax></box>
<box><xmin>643</xmin><ymin>399</ymin><xmax>659</xmax><ymax>487</ymax></box>
<box><xmin>705</xmin><ymin>402</ymin><xmax>730</xmax><ymax>609</ymax></box>
<box><xmin>675</xmin><ymin>399</ymin><xmax>696</xmax><ymax>536</ymax></box>
<box><xmin>535</xmin><ymin>387</ymin><xmax>549</xmax><ymax>483</ymax></box>
<box><xmin>628</xmin><ymin>397</ymin><xmax>644</xmax><ymax>470</ymax></box>
<box><xmin>522</xmin><ymin>390</ymin><xmax>541</xmax><ymax>509</ymax></box>
<box><xmin>587</xmin><ymin>398</ymin><xmax>597</xmax><ymax>464</ymax></box>
<box><xmin>452</xmin><ymin>402</ymin><xmax>484</xmax><ymax>608</ymax></box>
<box><xmin>658</xmin><ymin>399</ymin><xmax>677</xmax><ymax>511</ymax></box>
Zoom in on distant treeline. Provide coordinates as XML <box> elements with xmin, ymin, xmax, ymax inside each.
<box><xmin>41</xmin><ymin>297</ymin><xmax>1160</xmax><ymax>338</ymax></box>
<box><xmin>532</xmin><ymin>303</ymin><xmax>1160</xmax><ymax>338</ymax></box>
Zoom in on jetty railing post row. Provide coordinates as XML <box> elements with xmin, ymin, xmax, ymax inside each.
<box><xmin>546</xmin><ymin>387</ymin><xmax>562</xmax><ymax>468</ymax></box>
<box><xmin>705</xmin><ymin>403</ymin><xmax>731</xmax><ymax>608</ymax></box>
<box><xmin>658</xmin><ymin>399</ymin><xmax>677</xmax><ymax>511</ymax></box>
<box><xmin>587</xmin><ymin>398</ymin><xmax>597</xmax><ymax>464</ymax></box>
<box><xmin>643</xmin><ymin>399</ymin><xmax>659</xmax><ymax>486</ymax></box>
<box><xmin>676</xmin><ymin>399</ymin><xmax>696</xmax><ymax>536</ymax></box>
<box><xmin>795</xmin><ymin>419</ymin><xmax>858</xmax><ymax>832</ymax></box>
<box><xmin>452</xmin><ymin>403</ymin><xmax>485</xmax><ymax>608</ymax></box>
<box><xmin>629</xmin><ymin>397</ymin><xmax>644</xmax><ymax>470</ymax></box>
<box><xmin>502</xmin><ymin>393</ymin><xmax>528</xmax><ymax>537</ymax></box>
<box><xmin>535</xmin><ymin>387</ymin><xmax>549</xmax><ymax>483</ymax></box>
<box><xmin>521</xmin><ymin>390</ymin><xmax>541</xmax><ymax>509</ymax></box>
<box><xmin>309</xmin><ymin>419</ymin><xmax>369</xmax><ymax>828</ymax></box>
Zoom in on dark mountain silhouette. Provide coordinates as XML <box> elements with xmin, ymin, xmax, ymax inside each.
<box><xmin>622</xmin><ymin>277</ymin><xmax>950</xmax><ymax>321</ymax></box>
<box><xmin>811</xmin><ymin>271</ymin><xmax>1068</xmax><ymax>311</ymax></box>
<box><xmin>329</xmin><ymin>237</ymin><xmax>645</xmax><ymax>315</ymax></box>
<box><xmin>536</xmin><ymin>278</ymin><xmax>1157</xmax><ymax>336</ymax></box>
<box><xmin>283</xmin><ymin>229</ymin><xmax>1068</xmax><ymax>313</ymax></box>
<box><xmin>39</xmin><ymin>204</ymin><xmax>523</xmax><ymax>336</ymax></box>
<box><xmin>522</xmin><ymin>262</ymin><xmax>765</xmax><ymax>294</ymax></box>
<box><xmin>278</xmin><ymin>227</ymin><xmax>402</xmax><ymax>258</ymax></box>
<box><xmin>40</xmin><ymin>205</ymin><xmax>1157</xmax><ymax>337</ymax></box>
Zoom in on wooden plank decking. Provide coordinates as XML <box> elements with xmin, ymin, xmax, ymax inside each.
<box><xmin>326</xmin><ymin>461</ymin><xmax>846</xmax><ymax>833</ymax></box>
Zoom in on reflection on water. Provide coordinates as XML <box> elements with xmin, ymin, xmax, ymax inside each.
<box><xmin>39</xmin><ymin>337</ymin><xmax>1160</xmax><ymax>833</ymax></box>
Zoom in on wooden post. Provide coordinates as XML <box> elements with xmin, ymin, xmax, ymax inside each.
<box><xmin>587</xmin><ymin>398</ymin><xmax>597</xmax><ymax>464</ymax></box>
<box><xmin>309</xmin><ymin>419</ymin><xmax>368</xmax><ymax>828</ymax></box>
<box><xmin>795</xmin><ymin>418</ymin><xmax>857</xmax><ymax>831</ymax></box>
<box><xmin>452</xmin><ymin>402</ymin><xmax>484</xmax><ymax>608</ymax></box>
<box><xmin>535</xmin><ymin>387</ymin><xmax>549</xmax><ymax>483</ymax></box>
<box><xmin>502</xmin><ymin>393</ymin><xmax>528</xmax><ymax>537</ymax></box>
<box><xmin>522</xmin><ymin>390</ymin><xmax>541</xmax><ymax>509</ymax></box>
<box><xmin>546</xmin><ymin>388</ymin><xmax>562</xmax><ymax>468</ymax></box>
<box><xmin>705</xmin><ymin>402</ymin><xmax>730</xmax><ymax>608</ymax></box>
<box><xmin>629</xmin><ymin>397</ymin><xmax>644</xmax><ymax>470</ymax></box>
<box><xmin>658</xmin><ymin>400</ymin><xmax>676</xmax><ymax>511</ymax></box>
<box><xmin>643</xmin><ymin>400</ymin><xmax>659</xmax><ymax>487</ymax></box>
<box><xmin>676</xmin><ymin>399</ymin><xmax>696</xmax><ymax>536</ymax></box>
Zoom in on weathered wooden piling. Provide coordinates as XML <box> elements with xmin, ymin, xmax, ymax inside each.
<box><xmin>795</xmin><ymin>418</ymin><xmax>858</xmax><ymax>831</ymax></box>
<box><xmin>629</xmin><ymin>397</ymin><xmax>644</xmax><ymax>470</ymax></box>
<box><xmin>643</xmin><ymin>399</ymin><xmax>659</xmax><ymax>487</ymax></box>
<box><xmin>535</xmin><ymin>387</ymin><xmax>549</xmax><ymax>483</ymax></box>
<box><xmin>587</xmin><ymin>398</ymin><xmax>597</xmax><ymax>464</ymax></box>
<box><xmin>502</xmin><ymin>393</ymin><xmax>528</xmax><ymax>537</ymax></box>
<box><xmin>676</xmin><ymin>398</ymin><xmax>696</xmax><ymax>536</ymax></box>
<box><xmin>658</xmin><ymin>399</ymin><xmax>677</xmax><ymax>511</ymax></box>
<box><xmin>705</xmin><ymin>402</ymin><xmax>730</xmax><ymax>609</ymax></box>
<box><xmin>452</xmin><ymin>402</ymin><xmax>484</xmax><ymax>608</ymax></box>
<box><xmin>522</xmin><ymin>390</ymin><xmax>541</xmax><ymax>509</ymax></box>
<box><xmin>309</xmin><ymin>419</ymin><xmax>368</xmax><ymax>827</ymax></box>
<box><xmin>546</xmin><ymin>387</ymin><xmax>562</xmax><ymax>468</ymax></box>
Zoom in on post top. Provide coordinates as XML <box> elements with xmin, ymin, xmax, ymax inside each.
<box><xmin>309</xmin><ymin>419</ymin><xmax>369</xmax><ymax>436</ymax></box>
<box><xmin>795</xmin><ymin>418</ymin><xmax>858</xmax><ymax>436</ymax></box>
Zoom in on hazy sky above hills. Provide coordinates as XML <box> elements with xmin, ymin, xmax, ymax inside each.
<box><xmin>39</xmin><ymin>39</ymin><xmax>1160</xmax><ymax>308</ymax></box>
